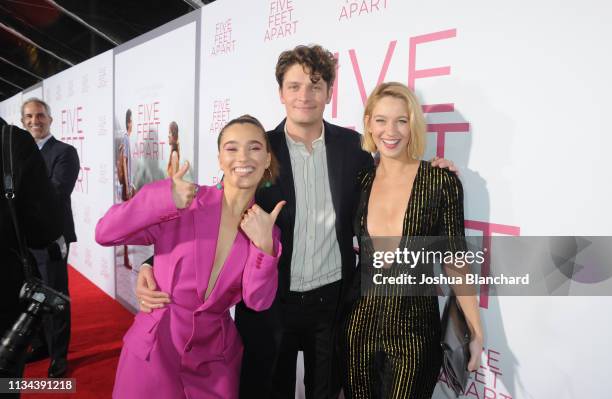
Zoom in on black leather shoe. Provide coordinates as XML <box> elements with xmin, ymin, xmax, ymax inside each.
<box><xmin>48</xmin><ymin>358</ymin><xmax>68</xmax><ymax>378</ymax></box>
<box><xmin>26</xmin><ymin>347</ymin><xmax>49</xmax><ymax>363</ymax></box>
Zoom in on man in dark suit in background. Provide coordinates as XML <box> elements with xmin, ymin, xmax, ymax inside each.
<box><xmin>21</xmin><ymin>98</ymin><xmax>80</xmax><ymax>378</ymax></box>
<box><xmin>1</xmin><ymin>117</ymin><xmax>62</xmax><ymax>392</ymax></box>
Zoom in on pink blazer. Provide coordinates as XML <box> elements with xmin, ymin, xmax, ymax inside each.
<box><xmin>95</xmin><ymin>179</ymin><xmax>280</xmax><ymax>371</ymax></box>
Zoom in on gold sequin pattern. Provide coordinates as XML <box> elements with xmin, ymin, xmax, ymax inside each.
<box><xmin>343</xmin><ymin>161</ymin><xmax>466</xmax><ymax>399</ymax></box>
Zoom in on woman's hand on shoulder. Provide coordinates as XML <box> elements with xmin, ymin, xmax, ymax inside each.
<box><xmin>430</xmin><ymin>156</ymin><xmax>458</xmax><ymax>174</ymax></box>
<box><xmin>241</xmin><ymin>201</ymin><xmax>286</xmax><ymax>255</ymax></box>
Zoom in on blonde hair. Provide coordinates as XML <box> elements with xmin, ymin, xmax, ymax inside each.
<box><xmin>361</xmin><ymin>82</ymin><xmax>426</xmax><ymax>159</ymax></box>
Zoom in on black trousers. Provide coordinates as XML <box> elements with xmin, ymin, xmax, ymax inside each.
<box><xmin>236</xmin><ymin>300</ymin><xmax>283</xmax><ymax>399</ymax></box>
<box><xmin>272</xmin><ymin>281</ymin><xmax>342</xmax><ymax>399</ymax></box>
<box><xmin>30</xmin><ymin>244</ymin><xmax>71</xmax><ymax>362</ymax></box>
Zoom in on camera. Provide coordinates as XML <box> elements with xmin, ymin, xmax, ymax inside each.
<box><xmin>0</xmin><ymin>278</ymin><xmax>70</xmax><ymax>372</ymax></box>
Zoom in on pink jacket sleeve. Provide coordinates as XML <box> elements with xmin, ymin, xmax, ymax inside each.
<box><xmin>95</xmin><ymin>179</ymin><xmax>180</xmax><ymax>246</ymax></box>
<box><xmin>241</xmin><ymin>226</ymin><xmax>282</xmax><ymax>311</ymax></box>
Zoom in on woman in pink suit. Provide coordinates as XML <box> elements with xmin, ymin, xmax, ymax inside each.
<box><xmin>96</xmin><ymin>115</ymin><xmax>285</xmax><ymax>399</ymax></box>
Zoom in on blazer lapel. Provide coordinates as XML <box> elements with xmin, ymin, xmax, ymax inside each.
<box><xmin>192</xmin><ymin>186</ymin><xmax>223</xmax><ymax>301</ymax></box>
<box><xmin>324</xmin><ymin>121</ymin><xmax>345</xmax><ymax>218</ymax></box>
<box><xmin>40</xmin><ymin>136</ymin><xmax>56</xmax><ymax>169</ymax></box>
<box><xmin>270</xmin><ymin>120</ymin><xmax>296</xmax><ymax>230</ymax></box>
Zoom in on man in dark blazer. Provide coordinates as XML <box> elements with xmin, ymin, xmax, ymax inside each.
<box><xmin>234</xmin><ymin>45</ymin><xmax>374</xmax><ymax>399</ymax></box>
<box><xmin>21</xmin><ymin>98</ymin><xmax>80</xmax><ymax>378</ymax></box>
<box><xmin>1</xmin><ymin>117</ymin><xmax>62</xmax><ymax>389</ymax></box>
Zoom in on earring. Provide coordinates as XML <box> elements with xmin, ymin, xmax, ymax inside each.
<box><xmin>263</xmin><ymin>168</ymin><xmax>272</xmax><ymax>188</ymax></box>
<box><xmin>215</xmin><ymin>170</ymin><xmax>224</xmax><ymax>190</ymax></box>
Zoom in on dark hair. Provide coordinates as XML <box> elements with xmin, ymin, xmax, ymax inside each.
<box><xmin>125</xmin><ymin>109</ymin><xmax>132</xmax><ymax>130</ymax></box>
<box><xmin>217</xmin><ymin>114</ymin><xmax>279</xmax><ymax>187</ymax></box>
<box><xmin>169</xmin><ymin>121</ymin><xmax>179</xmax><ymax>150</ymax></box>
<box><xmin>169</xmin><ymin>121</ymin><xmax>179</xmax><ymax>137</ymax></box>
<box><xmin>275</xmin><ymin>44</ymin><xmax>337</xmax><ymax>88</ymax></box>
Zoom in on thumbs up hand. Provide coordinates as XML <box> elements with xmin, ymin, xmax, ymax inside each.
<box><xmin>172</xmin><ymin>161</ymin><xmax>197</xmax><ymax>209</ymax></box>
<box><xmin>169</xmin><ymin>151</ymin><xmax>180</xmax><ymax>177</ymax></box>
<box><xmin>240</xmin><ymin>201</ymin><xmax>286</xmax><ymax>256</ymax></box>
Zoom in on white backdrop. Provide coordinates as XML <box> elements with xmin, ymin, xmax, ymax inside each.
<box><xmin>0</xmin><ymin>92</ymin><xmax>23</xmax><ymax>125</ymax></box>
<box><xmin>199</xmin><ymin>1</ymin><xmax>612</xmax><ymax>398</ymax></box>
<box><xmin>22</xmin><ymin>84</ymin><xmax>43</xmax><ymax>102</ymax></box>
<box><xmin>1</xmin><ymin>0</ymin><xmax>610</xmax><ymax>397</ymax></box>
<box><xmin>42</xmin><ymin>50</ymin><xmax>115</xmax><ymax>296</ymax></box>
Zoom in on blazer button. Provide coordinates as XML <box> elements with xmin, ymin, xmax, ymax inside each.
<box><xmin>185</xmin><ymin>344</ymin><xmax>192</xmax><ymax>352</ymax></box>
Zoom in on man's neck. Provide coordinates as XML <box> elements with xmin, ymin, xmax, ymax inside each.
<box><xmin>285</xmin><ymin>119</ymin><xmax>323</xmax><ymax>151</ymax></box>
<box><xmin>35</xmin><ymin>133</ymin><xmax>51</xmax><ymax>144</ymax></box>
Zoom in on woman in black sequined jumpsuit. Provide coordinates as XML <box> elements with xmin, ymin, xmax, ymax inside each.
<box><xmin>343</xmin><ymin>82</ymin><xmax>483</xmax><ymax>399</ymax></box>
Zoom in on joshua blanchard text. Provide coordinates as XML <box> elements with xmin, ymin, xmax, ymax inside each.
<box><xmin>372</xmin><ymin>273</ymin><xmax>530</xmax><ymax>285</ymax></box>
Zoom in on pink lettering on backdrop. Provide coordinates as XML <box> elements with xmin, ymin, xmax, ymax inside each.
<box><xmin>264</xmin><ymin>0</ymin><xmax>298</xmax><ymax>41</ymax></box>
<box><xmin>421</xmin><ymin>103</ymin><xmax>454</xmax><ymax>113</ymax></box>
<box><xmin>348</xmin><ymin>40</ymin><xmax>397</xmax><ymax>106</ymax></box>
<box><xmin>438</xmin><ymin>347</ymin><xmax>513</xmax><ymax>398</ymax></box>
<box><xmin>339</xmin><ymin>0</ymin><xmax>389</xmax><ymax>21</ymax></box>
<box><xmin>332</xmin><ymin>52</ymin><xmax>340</xmax><ymax>119</ymax></box>
<box><xmin>60</xmin><ymin>105</ymin><xmax>90</xmax><ymax>194</ymax></box>
<box><xmin>331</xmin><ymin>29</ymin><xmax>469</xmax><ymax>158</ymax></box>
<box><xmin>97</xmin><ymin>67</ymin><xmax>108</xmax><ymax>88</ymax></box>
<box><xmin>427</xmin><ymin>122</ymin><xmax>470</xmax><ymax>158</ymax></box>
<box><xmin>464</xmin><ymin>220</ymin><xmax>521</xmax><ymax>309</ymax></box>
<box><xmin>210</xmin><ymin>99</ymin><xmax>231</xmax><ymax>135</ymax></box>
<box><xmin>408</xmin><ymin>28</ymin><xmax>455</xmax><ymax>90</ymax></box>
<box><xmin>134</xmin><ymin>101</ymin><xmax>165</xmax><ymax>160</ymax></box>
<box><xmin>408</xmin><ymin>28</ymin><xmax>470</xmax><ymax>158</ymax></box>
<box><xmin>211</xmin><ymin>19</ymin><xmax>236</xmax><ymax>55</ymax></box>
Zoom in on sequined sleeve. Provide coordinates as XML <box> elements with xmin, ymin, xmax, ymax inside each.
<box><xmin>440</xmin><ymin>170</ymin><xmax>467</xmax><ymax>252</ymax></box>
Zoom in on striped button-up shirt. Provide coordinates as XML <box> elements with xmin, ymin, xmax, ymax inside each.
<box><xmin>285</xmin><ymin>125</ymin><xmax>342</xmax><ymax>292</ymax></box>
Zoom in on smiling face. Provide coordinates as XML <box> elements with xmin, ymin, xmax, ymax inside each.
<box><xmin>279</xmin><ymin>63</ymin><xmax>332</xmax><ymax>129</ymax></box>
<box><xmin>22</xmin><ymin>101</ymin><xmax>53</xmax><ymax>141</ymax></box>
<box><xmin>366</xmin><ymin>95</ymin><xmax>412</xmax><ymax>161</ymax></box>
<box><xmin>218</xmin><ymin>123</ymin><xmax>271</xmax><ymax>190</ymax></box>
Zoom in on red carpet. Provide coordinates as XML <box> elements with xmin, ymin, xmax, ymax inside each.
<box><xmin>23</xmin><ymin>266</ymin><xmax>134</xmax><ymax>398</ymax></box>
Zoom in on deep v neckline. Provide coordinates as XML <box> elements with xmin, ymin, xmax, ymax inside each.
<box><xmin>364</xmin><ymin>160</ymin><xmax>423</xmax><ymax>239</ymax></box>
<box><xmin>203</xmin><ymin>198</ymin><xmax>244</xmax><ymax>302</ymax></box>
<box><xmin>204</xmin><ymin>230</ymin><xmax>238</xmax><ymax>302</ymax></box>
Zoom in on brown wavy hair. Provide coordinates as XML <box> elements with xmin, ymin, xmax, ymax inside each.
<box><xmin>275</xmin><ymin>44</ymin><xmax>337</xmax><ymax>89</ymax></box>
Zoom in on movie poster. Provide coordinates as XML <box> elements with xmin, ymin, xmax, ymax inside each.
<box><xmin>114</xmin><ymin>21</ymin><xmax>197</xmax><ymax>311</ymax></box>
